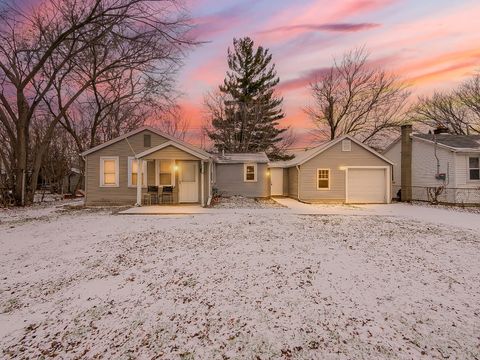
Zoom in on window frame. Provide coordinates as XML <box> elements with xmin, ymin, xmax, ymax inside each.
<box><xmin>128</xmin><ymin>157</ymin><xmax>147</xmax><ymax>188</ymax></box>
<box><xmin>316</xmin><ymin>168</ymin><xmax>331</xmax><ymax>190</ymax></box>
<box><xmin>243</xmin><ymin>163</ymin><xmax>257</xmax><ymax>182</ymax></box>
<box><xmin>468</xmin><ymin>156</ymin><xmax>480</xmax><ymax>181</ymax></box>
<box><xmin>155</xmin><ymin>159</ymin><xmax>175</xmax><ymax>187</ymax></box>
<box><xmin>143</xmin><ymin>134</ymin><xmax>151</xmax><ymax>147</ymax></box>
<box><xmin>100</xmin><ymin>156</ymin><xmax>119</xmax><ymax>187</ymax></box>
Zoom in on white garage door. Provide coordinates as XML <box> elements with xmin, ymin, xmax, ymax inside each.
<box><xmin>347</xmin><ymin>168</ymin><xmax>387</xmax><ymax>204</ymax></box>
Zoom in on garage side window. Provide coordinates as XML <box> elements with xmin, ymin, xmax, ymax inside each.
<box><xmin>244</xmin><ymin>163</ymin><xmax>257</xmax><ymax>182</ymax></box>
<box><xmin>469</xmin><ymin>157</ymin><xmax>480</xmax><ymax>180</ymax></box>
<box><xmin>317</xmin><ymin>169</ymin><xmax>330</xmax><ymax>190</ymax></box>
<box><xmin>100</xmin><ymin>156</ymin><xmax>119</xmax><ymax>187</ymax></box>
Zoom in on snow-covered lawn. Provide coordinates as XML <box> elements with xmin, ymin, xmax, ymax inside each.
<box><xmin>0</xmin><ymin>202</ymin><xmax>479</xmax><ymax>359</ymax></box>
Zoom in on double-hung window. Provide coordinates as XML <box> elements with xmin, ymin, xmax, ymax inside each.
<box><xmin>158</xmin><ymin>160</ymin><xmax>174</xmax><ymax>186</ymax></box>
<box><xmin>244</xmin><ymin>163</ymin><xmax>257</xmax><ymax>182</ymax></box>
<box><xmin>317</xmin><ymin>168</ymin><xmax>330</xmax><ymax>190</ymax></box>
<box><xmin>469</xmin><ymin>157</ymin><xmax>480</xmax><ymax>180</ymax></box>
<box><xmin>128</xmin><ymin>157</ymin><xmax>147</xmax><ymax>187</ymax></box>
<box><xmin>100</xmin><ymin>157</ymin><xmax>119</xmax><ymax>187</ymax></box>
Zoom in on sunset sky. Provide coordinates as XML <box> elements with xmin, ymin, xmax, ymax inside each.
<box><xmin>178</xmin><ymin>0</ymin><xmax>480</xmax><ymax>146</ymax></box>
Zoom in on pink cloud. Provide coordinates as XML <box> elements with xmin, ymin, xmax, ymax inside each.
<box><xmin>259</xmin><ymin>22</ymin><xmax>381</xmax><ymax>36</ymax></box>
<box><xmin>258</xmin><ymin>0</ymin><xmax>395</xmax><ymax>43</ymax></box>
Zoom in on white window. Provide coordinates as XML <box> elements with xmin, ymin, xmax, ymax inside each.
<box><xmin>100</xmin><ymin>156</ymin><xmax>119</xmax><ymax>187</ymax></box>
<box><xmin>128</xmin><ymin>157</ymin><xmax>147</xmax><ymax>187</ymax></box>
<box><xmin>317</xmin><ymin>168</ymin><xmax>330</xmax><ymax>190</ymax></box>
<box><xmin>469</xmin><ymin>157</ymin><xmax>480</xmax><ymax>180</ymax></box>
<box><xmin>342</xmin><ymin>139</ymin><xmax>352</xmax><ymax>152</ymax></box>
<box><xmin>244</xmin><ymin>163</ymin><xmax>257</xmax><ymax>182</ymax></box>
<box><xmin>158</xmin><ymin>160</ymin><xmax>174</xmax><ymax>186</ymax></box>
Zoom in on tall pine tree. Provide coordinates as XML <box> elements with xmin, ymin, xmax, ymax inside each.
<box><xmin>207</xmin><ymin>37</ymin><xmax>288</xmax><ymax>159</ymax></box>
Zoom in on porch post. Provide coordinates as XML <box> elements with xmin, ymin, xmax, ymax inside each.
<box><xmin>136</xmin><ymin>158</ymin><xmax>143</xmax><ymax>206</ymax></box>
<box><xmin>200</xmin><ymin>161</ymin><xmax>205</xmax><ymax>206</ymax></box>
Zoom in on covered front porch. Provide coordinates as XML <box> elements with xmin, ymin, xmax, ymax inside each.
<box><xmin>133</xmin><ymin>141</ymin><xmax>212</xmax><ymax>207</ymax></box>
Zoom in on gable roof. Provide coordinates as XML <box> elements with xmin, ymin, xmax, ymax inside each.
<box><xmin>80</xmin><ymin>126</ymin><xmax>211</xmax><ymax>158</ymax></box>
<box><xmin>383</xmin><ymin>133</ymin><xmax>480</xmax><ymax>154</ymax></box>
<box><xmin>135</xmin><ymin>141</ymin><xmax>210</xmax><ymax>160</ymax></box>
<box><xmin>213</xmin><ymin>152</ymin><xmax>269</xmax><ymax>164</ymax></box>
<box><xmin>270</xmin><ymin>135</ymin><xmax>394</xmax><ymax>168</ymax></box>
<box><xmin>414</xmin><ymin>133</ymin><xmax>480</xmax><ymax>151</ymax></box>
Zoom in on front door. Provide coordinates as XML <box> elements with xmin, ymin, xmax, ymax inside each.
<box><xmin>270</xmin><ymin>168</ymin><xmax>284</xmax><ymax>196</ymax></box>
<box><xmin>178</xmin><ymin>161</ymin><xmax>199</xmax><ymax>203</ymax></box>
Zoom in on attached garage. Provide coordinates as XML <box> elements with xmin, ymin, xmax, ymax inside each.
<box><xmin>346</xmin><ymin>167</ymin><xmax>390</xmax><ymax>204</ymax></box>
<box><xmin>269</xmin><ymin>135</ymin><xmax>394</xmax><ymax>204</ymax></box>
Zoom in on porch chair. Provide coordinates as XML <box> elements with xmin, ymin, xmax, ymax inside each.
<box><xmin>160</xmin><ymin>186</ymin><xmax>174</xmax><ymax>204</ymax></box>
<box><xmin>144</xmin><ymin>186</ymin><xmax>159</xmax><ymax>205</ymax></box>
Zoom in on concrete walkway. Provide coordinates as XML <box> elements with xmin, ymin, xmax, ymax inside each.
<box><xmin>118</xmin><ymin>205</ymin><xmax>214</xmax><ymax>215</ymax></box>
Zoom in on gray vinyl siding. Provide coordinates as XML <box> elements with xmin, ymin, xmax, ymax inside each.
<box><xmin>282</xmin><ymin>168</ymin><xmax>289</xmax><ymax>196</ymax></box>
<box><xmin>144</xmin><ymin>146</ymin><xmax>199</xmax><ymax>160</ymax></box>
<box><xmin>215</xmin><ymin>163</ymin><xmax>270</xmax><ymax>197</ymax></box>
<box><xmin>299</xmin><ymin>140</ymin><xmax>391</xmax><ymax>202</ymax></box>
<box><xmin>383</xmin><ymin>139</ymin><xmax>402</xmax><ymax>197</ymax></box>
<box><xmin>85</xmin><ymin>130</ymin><xmax>168</xmax><ymax>205</ymax></box>
<box><xmin>287</xmin><ymin>167</ymin><xmax>298</xmax><ymax>199</ymax></box>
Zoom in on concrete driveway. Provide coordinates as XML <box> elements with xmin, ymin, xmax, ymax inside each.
<box><xmin>273</xmin><ymin>197</ymin><xmax>480</xmax><ymax>232</ymax></box>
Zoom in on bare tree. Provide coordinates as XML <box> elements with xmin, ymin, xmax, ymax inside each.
<box><xmin>457</xmin><ymin>72</ymin><xmax>480</xmax><ymax>133</ymax></box>
<box><xmin>411</xmin><ymin>91</ymin><xmax>471</xmax><ymax>134</ymax></box>
<box><xmin>153</xmin><ymin>105</ymin><xmax>190</xmax><ymax>140</ymax></box>
<box><xmin>306</xmin><ymin>48</ymin><xmax>410</xmax><ymax>147</ymax></box>
<box><xmin>0</xmin><ymin>0</ymin><xmax>194</xmax><ymax>205</ymax></box>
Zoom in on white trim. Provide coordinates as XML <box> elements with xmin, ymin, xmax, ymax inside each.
<box><xmin>208</xmin><ymin>160</ymin><xmax>212</xmax><ymax>198</ymax></box>
<box><xmin>316</xmin><ymin>168</ymin><xmax>331</xmax><ymax>190</ymax></box>
<box><xmin>413</xmin><ymin>135</ymin><xmax>480</xmax><ymax>153</ymax></box>
<box><xmin>344</xmin><ymin>166</ymin><xmax>391</xmax><ymax>204</ymax></box>
<box><xmin>99</xmin><ymin>156</ymin><xmax>119</xmax><ymax>187</ymax></box>
<box><xmin>128</xmin><ymin>157</ymin><xmax>147</xmax><ymax>188</ymax></box>
<box><xmin>275</xmin><ymin>135</ymin><xmax>395</xmax><ymax>168</ymax></box>
<box><xmin>468</xmin><ymin>155</ymin><xmax>480</xmax><ymax>181</ymax></box>
<box><xmin>244</xmin><ymin>163</ymin><xmax>257</xmax><ymax>182</ymax></box>
<box><xmin>81</xmin><ymin>126</ymin><xmax>212</xmax><ymax>158</ymax></box>
<box><xmin>136</xmin><ymin>159</ymin><xmax>143</xmax><ymax>206</ymax></box>
<box><xmin>136</xmin><ymin>140</ymin><xmax>209</xmax><ymax>161</ymax></box>
<box><xmin>297</xmin><ymin>135</ymin><xmax>395</xmax><ymax>166</ymax></box>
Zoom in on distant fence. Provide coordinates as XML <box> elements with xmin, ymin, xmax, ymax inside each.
<box><xmin>393</xmin><ymin>185</ymin><xmax>480</xmax><ymax>205</ymax></box>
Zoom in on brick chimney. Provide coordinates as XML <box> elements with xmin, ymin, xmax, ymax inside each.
<box><xmin>401</xmin><ymin>125</ymin><xmax>412</xmax><ymax>202</ymax></box>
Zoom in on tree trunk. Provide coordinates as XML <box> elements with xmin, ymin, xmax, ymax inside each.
<box><xmin>14</xmin><ymin>120</ymin><xmax>28</xmax><ymax>205</ymax></box>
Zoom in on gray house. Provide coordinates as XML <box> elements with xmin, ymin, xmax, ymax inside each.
<box><xmin>212</xmin><ymin>152</ymin><xmax>270</xmax><ymax>198</ymax></box>
<box><xmin>384</xmin><ymin>125</ymin><xmax>480</xmax><ymax>204</ymax></box>
<box><xmin>81</xmin><ymin>127</ymin><xmax>213</xmax><ymax>206</ymax></box>
<box><xmin>81</xmin><ymin>127</ymin><xmax>395</xmax><ymax>206</ymax></box>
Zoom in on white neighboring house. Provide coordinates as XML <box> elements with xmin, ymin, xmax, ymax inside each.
<box><xmin>384</xmin><ymin>128</ymin><xmax>480</xmax><ymax>204</ymax></box>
